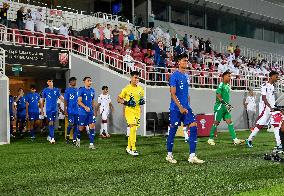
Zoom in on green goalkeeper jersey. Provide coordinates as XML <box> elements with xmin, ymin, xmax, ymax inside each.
<box><xmin>214</xmin><ymin>82</ymin><xmax>231</xmax><ymax>110</ymax></box>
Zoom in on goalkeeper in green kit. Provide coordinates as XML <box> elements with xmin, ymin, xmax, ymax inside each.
<box><xmin>207</xmin><ymin>71</ymin><xmax>244</xmax><ymax>146</ymax></box>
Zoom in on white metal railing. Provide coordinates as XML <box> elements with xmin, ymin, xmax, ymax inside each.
<box><xmin>1</xmin><ymin>25</ymin><xmax>284</xmax><ymax>92</ymax></box>
<box><xmin>0</xmin><ymin>47</ymin><xmax>5</xmax><ymax>76</ymax></box>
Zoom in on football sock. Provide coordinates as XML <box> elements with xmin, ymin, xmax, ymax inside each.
<box><xmin>209</xmin><ymin>124</ymin><xmax>217</xmax><ymax>139</ymax></box>
<box><xmin>30</xmin><ymin>128</ymin><xmax>35</xmax><ymax>138</ymax></box>
<box><xmin>248</xmin><ymin>127</ymin><xmax>260</xmax><ymax>141</ymax></box>
<box><xmin>129</xmin><ymin>126</ymin><xmax>137</xmax><ymax>151</ymax></box>
<box><xmin>167</xmin><ymin>126</ymin><xmax>178</xmax><ymax>152</ymax></box>
<box><xmin>77</xmin><ymin>130</ymin><xmax>81</xmax><ymax>140</ymax></box>
<box><xmin>228</xmin><ymin>123</ymin><xmax>236</xmax><ymax>140</ymax></box>
<box><xmin>49</xmin><ymin>125</ymin><xmax>55</xmax><ymax>139</ymax></box>
<box><xmin>67</xmin><ymin>125</ymin><xmax>72</xmax><ymax>136</ymax></box>
<box><xmin>73</xmin><ymin>126</ymin><xmax>78</xmax><ymax>141</ymax></box>
<box><xmin>273</xmin><ymin>125</ymin><xmax>281</xmax><ymax>146</ymax></box>
<box><xmin>89</xmin><ymin>129</ymin><xmax>95</xmax><ymax>144</ymax></box>
<box><xmin>103</xmin><ymin>123</ymin><xmax>108</xmax><ymax>135</ymax></box>
<box><xmin>189</xmin><ymin>126</ymin><xmax>197</xmax><ymax>155</ymax></box>
<box><xmin>183</xmin><ymin>126</ymin><xmax>188</xmax><ymax>141</ymax></box>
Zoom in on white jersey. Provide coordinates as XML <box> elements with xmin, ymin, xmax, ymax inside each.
<box><xmin>98</xmin><ymin>94</ymin><xmax>111</xmax><ymax>113</ymax></box>
<box><xmin>245</xmin><ymin>95</ymin><xmax>256</xmax><ymax>112</ymax></box>
<box><xmin>259</xmin><ymin>82</ymin><xmax>275</xmax><ymax>109</ymax></box>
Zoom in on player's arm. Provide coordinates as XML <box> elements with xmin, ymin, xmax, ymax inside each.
<box><xmin>64</xmin><ymin>99</ymin><xmax>68</xmax><ymax>116</ymax></box>
<box><xmin>262</xmin><ymin>95</ymin><xmax>272</xmax><ymax>109</ymax></box>
<box><xmin>170</xmin><ymin>86</ymin><xmax>187</xmax><ymax>114</ymax></box>
<box><xmin>78</xmin><ymin>96</ymin><xmax>90</xmax><ymax>112</ymax></box>
<box><xmin>40</xmin><ymin>98</ymin><xmax>45</xmax><ymax>115</ymax></box>
<box><xmin>109</xmin><ymin>102</ymin><xmax>114</xmax><ymax>112</ymax></box>
<box><xmin>25</xmin><ymin>101</ymin><xmax>29</xmax><ymax>119</ymax></box>
<box><xmin>92</xmin><ymin>99</ymin><xmax>97</xmax><ymax>116</ymax></box>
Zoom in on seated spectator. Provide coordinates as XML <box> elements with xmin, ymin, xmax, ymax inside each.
<box><xmin>112</xmin><ymin>25</ymin><xmax>120</xmax><ymax>45</ymax></box>
<box><xmin>93</xmin><ymin>23</ymin><xmax>100</xmax><ymax>43</ymax></box>
<box><xmin>68</xmin><ymin>26</ymin><xmax>74</xmax><ymax>36</ymax></box>
<box><xmin>227</xmin><ymin>43</ymin><xmax>234</xmax><ymax>54</ymax></box>
<box><xmin>103</xmin><ymin>24</ymin><xmax>112</xmax><ymax>45</ymax></box>
<box><xmin>234</xmin><ymin>45</ymin><xmax>241</xmax><ymax>58</ymax></box>
<box><xmin>218</xmin><ymin>60</ymin><xmax>228</xmax><ymax>74</ymax></box>
<box><xmin>59</xmin><ymin>23</ymin><xmax>68</xmax><ymax>37</ymax></box>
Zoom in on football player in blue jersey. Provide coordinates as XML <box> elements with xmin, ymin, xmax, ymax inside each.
<box><xmin>9</xmin><ymin>90</ymin><xmax>16</xmax><ymax>138</ymax></box>
<box><xmin>41</xmin><ymin>79</ymin><xmax>64</xmax><ymax>144</ymax></box>
<box><xmin>25</xmin><ymin>85</ymin><xmax>41</xmax><ymax>141</ymax></box>
<box><xmin>166</xmin><ymin>53</ymin><xmax>204</xmax><ymax>164</ymax></box>
<box><xmin>15</xmin><ymin>88</ymin><xmax>26</xmax><ymax>138</ymax></box>
<box><xmin>64</xmin><ymin>77</ymin><xmax>79</xmax><ymax>145</ymax></box>
<box><xmin>78</xmin><ymin>77</ymin><xmax>97</xmax><ymax>149</ymax></box>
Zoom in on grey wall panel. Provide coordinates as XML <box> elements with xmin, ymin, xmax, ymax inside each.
<box><xmin>0</xmin><ymin>76</ymin><xmax>10</xmax><ymax>144</ymax></box>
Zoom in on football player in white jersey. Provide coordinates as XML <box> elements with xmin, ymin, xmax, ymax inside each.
<box><xmin>97</xmin><ymin>86</ymin><xmax>114</xmax><ymax>138</ymax></box>
<box><xmin>246</xmin><ymin>71</ymin><xmax>279</xmax><ymax>148</ymax></box>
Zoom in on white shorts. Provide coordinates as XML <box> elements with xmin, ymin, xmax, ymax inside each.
<box><xmin>256</xmin><ymin>104</ymin><xmax>271</xmax><ymax>126</ymax></box>
<box><xmin>100</xmin><ymin>109</ymin><xmax>109</xmax><ymax>121</ymax></box>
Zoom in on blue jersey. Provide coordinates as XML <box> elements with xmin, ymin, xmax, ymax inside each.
<box><xmin>25</xmin><ymin>92</ymin><xmax>40</xmax><ymax>113</ymax></box>
<box><xmin>169</xmin><ymin>70</ymin><xmax>190</xmax><ymax>111</ymax></box>
<box><xmin>16</xmin><ymin>96</ymin><xmax>26</xmax><ymax>113</ymax></box>
<box><xmin>42</xmin><ymin>87</ymin><xmax>61</xmax><ymax>112</ymax></box>
<box><xmin>78</xmin><ymin>87</ymin><xmax>95</xmax><ymax>115</ymax></box>
<box><xmin>64</xmin><ymin>87</ymin><xmax>79</xmax><ymax>115</ymax></box>
<box><xmin>9</xmin><ymin>95</ymin><xmax>14</xmax><ymax>115</ymax></box>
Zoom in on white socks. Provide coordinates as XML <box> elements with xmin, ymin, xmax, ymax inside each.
<box><xmin>183</xmin><ymin>127</ymin><xmax>188</xmax><ymax>141</ymax></box>
<box><xmin>100</xmin><ymin>123</ymin><xmax>108</xmax><ymax>135</ymax></box>
<box><xmin>190</xmin><ymin>153</ymin><xmax>196</xmax><ymax>158</ymax></box>
<box><xmin>273</xmin><ymin>126</ymin><xmax>281</xmax><ymax>146</ymax></box>
<box><xmin>126</xmin><ymin>127</ymin><xmax>130</xmax><ymax>137</ymax></box>
<box><xmin>248</xmin><ymin>127</ymin><xmax>260</xmax><ymax>141</ymax></box>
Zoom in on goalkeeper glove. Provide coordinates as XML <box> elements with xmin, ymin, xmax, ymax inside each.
<box><xmin>221</xmin><ymin>100</ymin><xmax>233</xmax><ymax>112</ymax></box>
<box><xmin>139</xmin><ymin>98</ymin><xmax>145</xmax><ymax>105</ymax></box>
<box><xmin>123</xmin><ymin>98</ymin><xmax>136</xmax><ymax>107</ymax></box>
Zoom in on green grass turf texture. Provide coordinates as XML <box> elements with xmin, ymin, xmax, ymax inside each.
<box><xmin>1</xmin><ymin>131</ymin><xmax>284</xmax><ymax>196</ymax></box>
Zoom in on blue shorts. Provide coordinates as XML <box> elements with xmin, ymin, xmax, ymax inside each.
<box><xmin>170</xmin><ymin>108</ymin><xmax>196</xmax><ymax>127</ymax></box>
<box><xmin>68</xmin><ymin>114</ymin><xmax>79</xmax><ymax>125</ymax></box>
<box><xmin>17</xmin><ymin>113</ymin><xmax>26</xmax><ymax>121</ymax></box>
<box><xmin>79</xmin><ymin>114</ymin><xmax>96</xmax><ymax>126</ymax></box>
<box><xmin>29</xmin><ymin>112</ymin><xmax>39</xmax><ymax>121</ymax></box>
<box><xmin>46</xmin><ymin>111</ymin><xmax>57</xmax><ymax>122</ymax></box>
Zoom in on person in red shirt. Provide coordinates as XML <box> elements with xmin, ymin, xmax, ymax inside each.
<box><xmin>234</xmin><ymin>45</ymin><xmax>241</xmax><ymax>59</ymax></box>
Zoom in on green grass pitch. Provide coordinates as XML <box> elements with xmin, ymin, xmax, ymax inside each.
<box><xmin>0</xmin><ymin>131</ymin><xmax>284</xmax><ymax>196</ymax></box>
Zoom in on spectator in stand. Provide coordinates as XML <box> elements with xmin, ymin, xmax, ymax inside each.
<box><xmin>123</xmin><ymin>26</ymin><xmax>129</xmax><ymax>48</ymax></box>
<box><xmin>188</xmin><ymin>35</ymin><xmax>193</xmax><ymax>51</ymax></box>
<box><xmin>183</xmin><ymin>34</ymin><xmax>189</xmax><ymax>49</ymax></box>
<box><xmin>112</xmin><ymin>25</ymin><xmax>120</xmax><ymax>45</ymax></box>
<box><xmin>123</xmin><ymin>49</ymin><xmax>135</xmax><ymax>71</ymax></box>
<box><xmin>205</xmin><ymin>38</ymin><xmax>212</xmax><ymax>53</ymax></box>
<box><xmin>93</xmin><ymin>23</ymin><xmax>100</xmax><ymax>44</ymax></box>
<box><xmin>175</xmin><ymin>41</ymin><xmax>186</xmax><ymax>56</ymax></box>
<box><xmin>149</xmin><ymin>11</ymin><xmax>155</xmax><ymax>28</ymax></box>
<box><xmin>199</xmin><ymin>37</ymin><xmax>205</xmax><ymax>52</ymax></box>
<box><xmin>140</xmin><ymin>29</ymin><xmax>148</xmax><ymax>49</ymax></box>
<box><xmin>218</xmin><ymin>60</ymin><xmax>228</xmax><ymax>74</ymax></box>
<box><xmin>147</xmin><ymin>30</ymin><xmax>156</xmax><ymax>49</ymax></box>
<box><xmin>25</xmin><ymin>9</ymin><xmax>35</xmax><ymax>32</ymax></box>
<box><xmin>59</xmin><ymin>22</ymin><xmax>68</xmax><ymax>37</ymax></box>
<box><xmin>68</xmin><ymin>26</ymin><xmax>74</xmax><ymax>36</ymax></box>
<box><xmin>164</xmin><ymin>30</ymin><xmax>171</xmax><ymax>49</ymax></box>
<box><xmin>244</xmin><ymin>89</ymin><xmax>256</xmax><ymax>132</ymax></box>
<box><xmin>128</xmin><ymin>30</ymin><xmax>135</xmax><ymax>47</ymax></box>
<box><xmin>227</xmin><ymin>43</ymin><xmax>234</xmax><ymax>54</ymax></box>
<box><xmin>0</xmin><ymin>2</ymin><xmax>9</xmax><ymax>26</ymax></box>
<box><xmin>234</xmin><ymin>45</ymin><xmax>241</xmax><ymax>59</ymax></box>
<box><xmin>154</xmin><ymin>41</ymin><xmax>167</xmax><ymax>82</ymax></box>
<box><xmin>103</xmin><ymin>24</ymin><xmax>112</xmax><ymax>45</ymax></box>
<box><xmin>16</xmin><ymin>7</ymin><xmax>25</xmax><ymax>30</ymax></box>
<box><xmin>35</xmin><ymin>8</ymin><xmax>45</xmax><ymax>33</ymax></box>
<box><xmin>193</xmin><ymin>36</ymin><xmax>199</xmax><ymax>52</ymax></box>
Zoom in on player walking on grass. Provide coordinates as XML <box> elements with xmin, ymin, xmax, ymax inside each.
<box><xmin>15</xmin><ymin>88</ymin><xmax>26</xmax><ymax>137</ymax></box>
<box><xmin>77</xmin><ymin>77</ymin><xmax>97</xmax><ymax>149</ymax></box>
<box><xmin>207</xmin><ymin>71</ymin><xmax>243</xmax><ymax>146</ymax></box>
<box><xmin>117</xmin><ymin>71</ymin><xmax>145</xmax><ymax>156</ymax></box>
<box><xmin>64</xmin><ymin>77</ymin><xmax>79</xmax><ymax>145</ymax></box>
<box><xmin>25</xmin><ymin>85</ymin><xmax>41</xmax><ymax>141</ymax></box>
<box><xmin>246</xmin><ymin>71</ymin><xmax>280</xmax><ymax>148</ymax></box>
<box><xmin>41</xmin><ymin>79</ymin><xmax>64</xmax><ymax>144</ymax></box>
<box><xmin>166</xmin><ymin>53</ymin><xmax>204</xmax><ymax>164</ymax></box>
<box><xmin>97</xmin><ymin>86</ymin><xmax>114</xmax><ymax>138</ymax></box>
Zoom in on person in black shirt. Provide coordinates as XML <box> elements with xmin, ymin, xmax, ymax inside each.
<box><xmin>199</xmin><ymin>38</ymin><xmax>205</xmax><ymax>52</ymax></box>
<box><xmin>112</xmin><ymin>25</ymin><xmax>120</xmax><ymax>45</ymax></box>
<box><xmin>140</xmin><ymin>29</ymin><xmax>148</xmax><ymax>49</ymax></box>
<box><xmin>16</xmin><ymin>7</ymin><xmax>25</xmax><ymax>30</ymax></box>
<box><xmin>205</xmin><ymin>38</ymin><xmax>212</xmax><ymax>53</ymax></box>
<box><xmin>0</xmin><ymin>2</ymin><xmax>9</xmax><ymax>26</ymax></box>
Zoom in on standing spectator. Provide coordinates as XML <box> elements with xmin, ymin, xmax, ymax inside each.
<box><xmin>234</xmin><ymin>45</ymin><xmax>241</xmax><ymax>59</ymax></box>
<box><xmin>93</xmin><ymin>23</ymin><xmax>100</xmax><ymax>44</ymax></box>
<box><xmin>25</xmin><ymin>9</ymin><xmax>35</xmax><ymax>32</ymax></box>
<box><xmin>193</xmin><ymin>36</ymin><xmax>199</xmax><ymax>52</ymax></box>
<box><xmin>171</xmin><ymin>34</ymin><xmax>178</xmax><ymax>47</ymax></box>
<box><xmin>35</xmin><ymin>8</ymin><xmax>45</xmax><ymax>33</ymax></box>
<box><xmin>164</xmin><ymin>30</ymin><xmax>171</xmax><ymax>49</ymax></box>
<box><xmin>59</xmin><ymin>23</ymin><xmax>68</xmax><ymax>37</ymax></box>
<box><xmin>0</xmin><ymin>2</ymin><xmax>9</xmax><ymax>26</ymax></box>
<box><xmin>68</xmin><ymin>26</ymin><xmax>74</xmax><ymax>36</ymax></box>
<box><xmin>103</xmin><ymin>24</ymin><xmax>112</xmax><ymax>45</ymax></box>
<box><xmin>227</xmin><ymin>43</ymin><xmax>234</xmax><ymax>54</ymax></box>
<box><xmin>175</xmin><ymin>41</ymin><xmax>186</xmax><ymax>56</ymax></box>
<box><xmin>147</xmin><ymin>30</ymin><xmax>155</xmax><ymax>49</ymax></box>
<box><xmin>112</xmin><ymin>25</ymin><xmax>120</xmax><ymax>45</ymax></box>
<box><xmin>244</xmin><ymin>89</ymin><xmax>256</xmax><ymax>132</ymax></box>
<box><xmin>123</xmin><ymin>49</ymin><xmax>135</xmax><ymax>71</ymax></box>
<box><xmin>199</xmin><ymin>38</ymin><xmax>205</xmax><ymax>52</ymax></box>
<box><xmin>16</xmin><ymin>7</ymin><xmax>25</xmax><ymax>30</ymax></box>
<box><xmin>123</xmin><ymin>27</ymin><xmax>129</xmax><ymax>48</ymax></box>
<box><xmin>188</xmin><ymin>35</ymin><xmax>193</xmax><ymax>51</ymax></box>
<box><xmin>128</xmin><ymin>30</ymin><xmax>135</xmax><ymax>47</ymax></box>
<box><xmin>183</xmin><ymin>34</ymin><xmax>189</xmax><ymax>49</ymax></box>
<box><xmin>149</xmin><ymin>11</ymin><xmax>155</xmax><ymax>28</ymax></box>
<box><xmin>154</xmin><ymin>41</ymin><xmax>167</xmax><ymax>82</ymax></box>
<box><xmin>140</xmin><ymin>29</ymin><xmax>148</xmax><ymax>49</ymax></box>
<box><xmin>205</xmin><ymin>38</ymin><xmax>212</xmax><ymax>53</ymax></box>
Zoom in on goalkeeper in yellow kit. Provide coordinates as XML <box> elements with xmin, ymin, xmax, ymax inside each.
<box><xmin>117</xmin><ymin>71</ymin><xmax>145</xmax><ymax>156</ymax></box>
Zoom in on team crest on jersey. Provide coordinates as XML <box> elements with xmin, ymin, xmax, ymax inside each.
<box><xmin>200</xmin><ymin>119</ymin><xmax>206</xmax><ymax>129</ymax></box>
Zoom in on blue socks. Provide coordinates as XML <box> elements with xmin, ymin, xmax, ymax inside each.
<box><xmin>189</xmin><ymin>126</ymin><xmax>197</xmax><ymax>154</ymax></box>
<box><xmin>89</xmin><ymin>129</ymin><xmax>95</xmax><ymax>144</ymax></box>
<box><xmin>73</xmin><ymin>126</ymin><xmax>78</xmax><ymax>141</ymax></box>
<box><xmin>49</xmin><ymin>125</ymin><xmax>55</xmax><ymax>138</ymax></box>
<box><xmin>167</xmin><ymin>126</ymin><xmax>178</xmax><ymax>152</ymax></box>
<box><xmin>30</xmin><ymin>129</ymin><xmax>35</xmax><ymax>138</ymax></box>
<box><xmin>67</xmin><ymin>125</ymin><xmax>72</xmax><ymax>136</ymax></box>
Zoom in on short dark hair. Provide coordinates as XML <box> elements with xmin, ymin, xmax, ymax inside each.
<box><xmin>269</xmin><ymin>71</ymin><xmax>279</xmax><ymax>77</ymax></box>
<box><xmin>61</xmin><ymin>88</ymin><xmax>65</xmax><ymax>94</ymax></box>
<box><xmin>69</xmin><ymin>77</ymin><xmax>77</xmax><ymax>83</ymax></box>
<box><xmin>102</xmin><ymin>86</ymin><xmax>108</xmax><ymax>90</ymax></box>
<box><xmin>83</xmin><ymin>76</ymin><xmax>91</xmax><ymax>81</ymax></box>
<box><xmin>175</xmin><ymin>53</ymin><xmax>188</xmax><ymax>62</ymax></box>
<box><xmin>222</xmin><ymin>70</ymin><xmax>231</xmax><ymax>77</ymax></box>
<box><xmin>18</xmin><ymin>88</ymin><xmax>23</xmax><ymax>92</ymax></box>
<box><xmin>130</xmin><ymin>71</ymin><xmax>140</xmax><ymax>77</ymax></box>
<box><xmin>30</xmin><ymin>84</ymin><xmax>36</xmax><ymax>89</ymax></box>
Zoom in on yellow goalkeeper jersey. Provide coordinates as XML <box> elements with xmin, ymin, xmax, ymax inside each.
<box><xmin>119</xmin><ymin>84</ymin><xmax>144</xmax><ymax>113</ymax></box>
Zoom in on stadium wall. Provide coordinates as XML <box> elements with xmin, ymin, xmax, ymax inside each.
<box><xmin>155</xmin><ymin>20</ymin><xmax>284</xmax><ymax>56</ymax></box>
<box><xmin>0</xmin><ymin>76</ymin><xmax>10</xmax><ymax>144</ymax></box>
<box><xmin>69</xmin><ymin>54</ymin><xmax>146</xmax><ymax>136</ymax></box>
